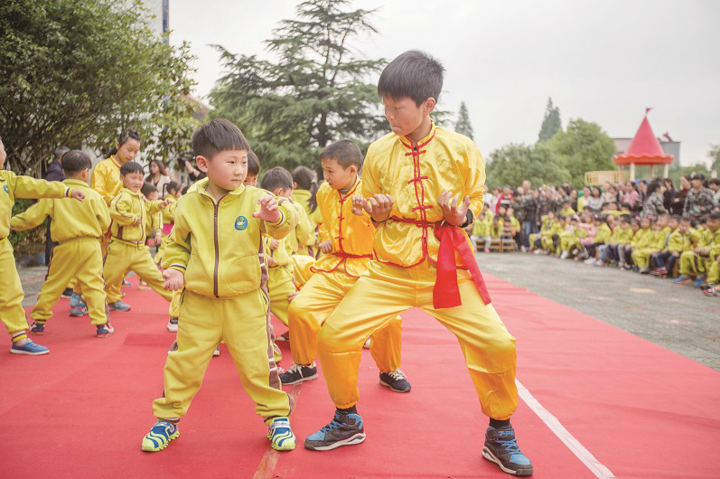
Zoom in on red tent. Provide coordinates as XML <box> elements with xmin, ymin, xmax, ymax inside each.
<box><xmin>614</xmin><ymin>109</ymin><xmax>674</xmax><ymax>180</ymax></box>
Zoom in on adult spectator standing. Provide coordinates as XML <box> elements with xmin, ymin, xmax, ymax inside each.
<box><xmin>43</xmin><ymin>146</ymin><xmax>69</xmax><ymax>268</ymax></box>
<box><xmin>145</xmin><ymin>160</ymin><xmax>171</xmax><ymax>198</ymax></box>
<box><xmin>518</xmin><ymin>181</ymin><xmax>537</xmax><ymax>250</ymax></box>
<box><xmin>663</xmin><ymin>178</ymin><xmax>677</xmax><ymax>214</ymax></box>
<box><xmin>684</xmin><ymin>174</ymin><xmax>714</xmax><ymax>219</ymax></box>
<box><xmin>495</xmin><ymin>185</ymin><xmax>513</xmax><ymax>214</ymax></box>
<box><xmin>586</xmin><ymin>187</ymin><xmax>604</xmax><ymax>213</ymax></box>
<box><xmin>672</xmin><ymin>176</ymin><xmax>691</xmax><ymax>216</ymax></box>
<box><xmin>622</xmin><ymin>181</ymin><xmax>640</xmax><ymax>211</ymax></box>
<box><xmin>709</xmin><ymin>178</ymin><xmax>720</xmax><ymax>210</ymax></box>
<box><xmin>642</xmin><ymin>179</ymin><xmax>668</xmax><ymax>217</ymax></box>
<box><xmin>183</xmin><ymin>152</ymin><xmax>206</xmax><ymax>185</ymax></box>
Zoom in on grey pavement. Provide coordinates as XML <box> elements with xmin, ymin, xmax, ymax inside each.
<box><xmin>476</xmin><ymin>251</ymin><xmax>720</xmax><ymax>371</ymax></box>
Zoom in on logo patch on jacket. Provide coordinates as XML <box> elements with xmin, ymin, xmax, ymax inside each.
<box><xmin>2</xmin><ymin>184</ymin><xmax>7</xmax><ymax>193</ymax></box>
<box><xmin>235</xmin><ymin>216</ymin><xmax>248</xmax><ymax>231</ymax></box>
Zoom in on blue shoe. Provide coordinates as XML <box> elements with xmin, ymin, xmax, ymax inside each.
<box><xmin>69</xmin><ymin>305</ymin><xmax>88</xmax><ymax>317</ymax></box>
<box><xmin>379</xmin><ymin>369</ymin><xmax>412</xmax><ymax>393</ymax></box>
<box><xmin>694</xmin><ymin>277</ymin><xmax>704</xmax><ymax>288</ymax></box>
<box><xmin>70</xmin><ymin>292</ymin><xmax>84</xmax><ymax>308</ymax></box>
<box><xmin>672</xmin><ymin>275</ymin><xmax>688</xmax><ymax>284</ymax></box>
<box><xmin>122</xmin><ymin>279</ymin><xmax>132</xmax><ymax>287</ymax></box>
<box><xmin>267</xmin><ymin>417</ymin><xmax>296</xmax><ymax>451</ymax></box>
<box><xmin>482</xmin><ymin>426</ymin><xmax>533</xmax><ymax>477</ymax></box>
<box><xmin>96</xmin><ymin>323</ymin><xmax>114</xmax><ymax>338</ymax></box>
<box><xmin>108</xmin><ymin>301</ymin><xmax>131</xmax><ymax>312</ymax></box>
<box><xmin>61</xmin><ymin>288</ymin><xmax>74</xmax><ymax>299</ymax></box>
<box><xmin>305</xmin><ymin>412</ymin><xmax>366</xmax><ymax>451</ymax></box>
<box><xmin>10</xmin><ymin>340</ymin><xmax>50</xmax><ymax>356</ymax></box>
<box><xmin>142</xmin><ymin>421</ymin><xmax>179</xmax><ymax>452</ymax></box>
<box><xmin>30</xmin><ymin>322</ymin><xmax>46</xmax><ymax>335</ymax></box>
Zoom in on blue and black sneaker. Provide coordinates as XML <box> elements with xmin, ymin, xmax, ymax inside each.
<box><xmin>694</xmin><ymin>277</ymin><xmax>704</xmax><ymax>288</ymax></box>
<box><xmin>279</xmin><ymin>363</ymin><xmax>318</xmax><ymax>385</ymax></box>
<box><xmin>10</xmin><ymin>340</ymin><xmax>49</xmax><ymax>356</ymax></box>
<box><xmin>69</xmin><ymin>292</ymin><xmax>84</xmax><ymax>308</ymax></box>
<box><xmin>305</xmin><ymin>411</ymin><xmax>366</xmax><ymax>451</ymax></box>
<box><xmin>482</xmin><ymin>426</ymin><xmax>533</xmax><ymax>476</ymax></box>
<box><xmin>61</xmin><ymin>288</ymin><xmax>74</xmax><ymax>299</ymax></box>
<box><xmin>30</xmin><ymin>322</ymin><xmax>46</xmax><ymax>335</ymax></box>
<box><xmin>379</xmin><ymin>369</ymin><xmax>411</xmax><ymax>393</ymax></box>
<box><xmin>96</xmin><ymin>323</ymin><xmax>114</xmax><ymax>338</ymax></box>
<box><xmin>108</xmin><ymin>301</ymin><xmax>131</xmax><ymax>312</ymax></box>
<box><xmin>141</xmin><ymin>421</ymin><xmax>179</xmax><ymax>452</ymax></box>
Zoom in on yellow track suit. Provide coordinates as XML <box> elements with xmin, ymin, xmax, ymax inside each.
<box><xmin>315</xmin><ymin>124</ymin><xmax>518</xmax><ymax>420</ymax></box>
<box><xmin>632</xmin><ymin>227</ymin><xmax>668</xmax><ymax>268</ymax></box>
<box><xmin>156</xmin><ymin>193</ymin><xmax>178</xmax><ymax>265</ymax></box>
<box><xmin>11</xmin><ymin>179</ymin><xmax>111</xmax><ymax>327</ymax></box>
<box><xmin>680</xmin><ymin>228</ymin><xmax>720</xmax><ymax>279</ymax></box>
<box><xmin>560</xmin><ymin>225</ymin><xmax>587</xmax><ymax>253</ymax></box>
<box><xmin>288</xmin><ymin>179</ymin><xmax>403</xmax><ymax>373</ymax></box>
<box><xmin>103</xmin><ymin>188</ymin><xmax>172</xmax><ymax>304</ymax></box>
<box><xmin>542</xmin><ymin>221</ymin><xmax>564</xmax><ymax>253</ymax></box>
<box><xmin>152</xmin><ymin>180</ymin><xmax>298</xmax><ymax>423</ymax></box>
<box><xmin>0</xmin><ymin>172</ymin><xmax>75</xmax><ymax>343</ymax></box>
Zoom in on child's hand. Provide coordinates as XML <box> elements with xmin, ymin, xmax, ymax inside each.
<box><xmin>154</xmin><ymin>233</ymin><xmax>162</xmax><ymax>245</ymax></box>
<box><xmin>269</xmin><ymin>239</ymin><xmax>280</xmax><ymax>251</ymax></box>
<box><xmin>288</xmin><ymin>290</ymin><xmax>299</xmax><ymax>302</ymax></box>
<box><xmin>131</xmin><ymin>217</ymin><xmax>141</xmax><ymax>227</ymax></box>
<box><xmin>159</xmin><ymin>200</ymin><xmax>170</xmax><ymax>209</ymax></box>
<box><xmin>360</xmin><ymin>194</ymin><xmax>394</xmax><ymax>222</ymax></box>
<box><xmin>254</xmin><ymin>195</ymin><xmax>280</xmax><ymax>223</ymax></box>
<box><xmin>673</xmin><ymin>252</ymin><xmax>680</xmax><ymax>257</ymax></box>
<box><xmin>266</xmin><ymin>256</ymin><xmax>278</xmax><ymax>267</ymax></box>
<box><xmin>70</xmin><ymin>189</ymin><xmax>85</xmax><ymax>202</ymax></box>
<box><xmin>438</xmin><ymin>191</ymin><xmax>471</xmax><ymax>226</ymax></box>
<box><xmin>163</xmin><ymin>269</ymin><xmax>184</xmax><ymax>291</ymax></box>
<box><xmin>352</xmin><ymin>195</ymin><xmax>369</xmax><ymax>216</ymax></box>
<box><xmin>319</xmin><ymin>240</ymin><xmax>333</xmax><ymax>254</ymax></box>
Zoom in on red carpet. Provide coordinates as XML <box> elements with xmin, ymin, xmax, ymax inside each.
<box><xmin>0</xmin><ymin>274</ymin><xmax>719</xmax><ymax>478</ymax></box>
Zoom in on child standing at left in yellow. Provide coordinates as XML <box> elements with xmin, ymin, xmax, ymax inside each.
<box><xmin>102</xmin><ymin>161</ymin><xmax>173</xmax><ymax>312</ymax></box>
<box><xmin>141</xmin><ymin>119</ymin><xmax>298</xmax><ymax>453</ymax></box>
<box><xmin>155</xmin><ymin>181</ymin><xmax>181</xmax><ymax>267</ymax></box>
<box><xmin>260</xmin><ymin>167</ymin><xmax>313</xmax><ymax>337</ymax></box>
<box><xmin>0</xmin><ymin>136</ymin><xmax>85</xmax><ymax>355</ymax></box>
<box><xmin>11</xmin><ymin>151</ymin><xmax>113</xmax><ymax>338</ymax></box>
<box><xmin>138</xmin><ymin>182</ymin><xmax>163</xmax><ymax>293</ymax></box>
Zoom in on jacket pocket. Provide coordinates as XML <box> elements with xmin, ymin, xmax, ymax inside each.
<box><xmin>223</xmin><ymin>255</ymin><xmax>262</xmax><ymax>296</ymax></box>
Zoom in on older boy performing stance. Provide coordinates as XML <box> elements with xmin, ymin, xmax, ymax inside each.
<box><xmin>11</xmin><ymin>151</ymin><xmax>113</xmax><ymax>338</ymax></box>
<box><xmin>141</xmin><ymin>119</ymin><xmax>298</xmax><ymax>453</ymax></box>
<box><xmin>280</xmin><ymin>140</ymin><xmax>411</xmax><ymax>393</ymax></box>
<box><xmin>305</xmin><ymin>52</ymin><xmax>532</xmax><ymax>476</ymax></box>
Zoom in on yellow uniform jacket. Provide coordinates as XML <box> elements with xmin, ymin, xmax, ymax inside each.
<box><xmin>163</xmin><ymin>194</ymin><xmax>179</xmax><ymax>227</ymax></box>
<box><xmin>631</xmin><ymin>227</ymin><xmax>653</xmax><ymax>249</ymax></box>
<box><xmin>163</xmin><ymin>180</ymin><xmax>298</xmax><ymax>299</ymax></box>
<box><xmin>594</xmin><ymin>223</ymin><xmax>612</xmax><ymax>244</ymax></box>
<box><xmin>1</xmin><ymin>171</ymin><xmax>73</xmax><ymax>241</ymax></box>
<box><xmin>109</xmin><ymin>187</ymin><xmax>163</xmax><ymax>244</ymax></box>
<box><xmin>310</xmin><ymin>179</ymin><xmax>376</xmax><ymax>278</ymax></box>
<box><xmin>699</xmin><ymin>228</ymin><xmax>720</xmax><ymax>261</ymax></box>
<box><xmin>362</xmin><ymin>123</ymin><xmax>484</xmax><ymax>267</ymax></box>
<box><xmin>91</xmin><ymin>156</ymin><xmax>123</xmax><ymax>206</ymax></box>
<box><xmin>668</xmin><ymin>230</ymin><xmax>696</xmax><ymax>254</ymax></box>
<box><xmin>10</xmin><ymin>179</ymin><xmax>110</xmax><ymax>241</ymax></box>
<box><xmin>472</xmin><ymin>214</ymin><xmax>493</xmax><ymax>237</ymax></box>
<box><xmin>609</xmin><ymin>227</ymin><xmax>633</xmax><ymax>244</ymax></box>
<box><xmin>292</xmin><ymin>189</ymin><xmax>322</xmax><ymax>232</ymax></box>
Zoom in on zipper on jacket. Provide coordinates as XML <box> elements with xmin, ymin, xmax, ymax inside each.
<box><xmin>213</xmin><ymin>201</ymin><xmax>220</xmax><ymax>298</ymax></box>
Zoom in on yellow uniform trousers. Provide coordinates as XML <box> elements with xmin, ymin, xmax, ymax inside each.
<box><xmin>288</xmin><ymin>269</ymin><xmax>402</xmax><ymax>373</ymax></box>
<box><xmin>0</xmin><ymin>239</ymin><xmax>30</xmax><ymax>342</ymax></box>
<box><xmin>169</xmin><ymin>290</ymin><xmax>181</xmax><ymax>318</ymax></box>
<box><xmin>679</xmin><ymin>251</ymin><xmax>707</xmax><ymax>278</ymax></box>
<box><xmin>291</xmin><ymin>254</ymin><xmax>316</xmax><ymax>288</ymax></box>
<box><xmin>707</xmin><ymin>260</ymin><xmax>720</xmax><ymax>286</ymax></box>
<box><xmin>32</xmin><ymin>238</ymin><xmax>108</xmax><ymax>326</ymax></box>
<box><xmin>103</xmin><ymin>240</ymin><xmax>172</xmax><ymax>303</ymax></box>
<box><xmin>631</xmin><ymin>248</ymin><xmax>659</xmax><ymax>269</ymax></box>
<box><xmin>317</xmin><ymin>260</ymin><xmax>517</xmax><ymax>420</ymax></box>
<box><xmin>541</xmin><ymin>235</ymin><xmax>556</xmax><ymax>253</ymax></box>
<box><xmin>152</xmin><ymin>289</ymin><xmax>292</xmax><ymax>422</ymax></box>
<box><xmin>267</xmin><ymin>266</ymin><xmax>297</xmax><ymax>326</ymax></box>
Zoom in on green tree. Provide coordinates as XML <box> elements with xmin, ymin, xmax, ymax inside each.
<box><xmin>538</xmin><ymin>98</ymin><xmax>562</xmax><ymax>143</ymax></box>
<box><xmin>708</xmin><ymin>144</ymin><xmax>720</xmax><ymax>172</ymax></box>
<box><xmin>486</xmin><ymin>143</ymin><xmax>570</xmax><ymax>188</ymax></box>
<box><xmin>454</xmin><ymin>101</ymin><xmax>474</xmax><ymax>139</ymax></box>
<box><xmin>210</xmin><ymin>0</ymin><xmax>389</xmax><ymax>171</ymax></box>
<box><xmin>0</xmin><ymin>0</ymin><xmax>197</xmax><ymax>176</ymax></box>
<box><xmin>546</xmin><ymin>118</ymin><xmax>616</xmax><ymax>187</ymax></box>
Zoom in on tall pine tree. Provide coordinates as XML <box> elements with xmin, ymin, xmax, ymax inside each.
<box><xmin>538</xmin><ymin>98</ymin><xmax>562</xmax><ymax>142</ymax></box>
<box><xmin>210</xmin><ymin>0</ymin><xmax>386</xmax><ymax>170</ymax></box>
<box><xmin>454</xmin><ymin>101</ymin><xmax>474</xmax><ymax>140</ymax></box>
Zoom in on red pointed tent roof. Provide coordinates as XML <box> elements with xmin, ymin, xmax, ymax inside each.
<box><xmin>614</xmin><ymin>112</ymin><xmax>674</xmax><ymax>166</ymax></box>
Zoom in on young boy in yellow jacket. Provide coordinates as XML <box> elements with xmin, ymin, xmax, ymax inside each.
<box><xmin>678</xmin><ymin>214</ymin><xmax>720</xmax><ymax>287</ymax></box>
<box><xmin>10</xmin><ymin>151</ymin><xmax>113</xmax><ymax>338</ymax></box>
<box><xmin>304</xmin><ymin>52</ymin><xmax>531</xmax><ymax>476</ymax></box>
<box><xmin>102</xmin><ymin>162</ymin><xmax>172</xmax><ymax>311</ymax></box>
<box><xmin>280</xmin><ymin>140</ymin><xmax>411</xmax><ymax>393</ymax></box>
<box><xmin>0</xmin><ymin>136</ymin><xmax>85</xmax><ymax>355</ymax></box>
<box><xmin>141</xmin><ymin>119</ymin><xmax>299</xmax><ymax>453</ymax></box>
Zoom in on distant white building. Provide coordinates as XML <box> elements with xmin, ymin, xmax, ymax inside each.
<box><xmin>123</xmin><ymin>0</ymin><xmax>170</xmax><ymax>42</ymax></box>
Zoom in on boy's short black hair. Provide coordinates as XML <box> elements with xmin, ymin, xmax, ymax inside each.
<box><xmin>669</xmin><ymin>215</ymin><xmax>681</xmax><ymax>222</ymax></box>
<box><xmin>620</xmin><ymin>215</ymin><xmax>633</xmax><ymax>224</ymax></box>
<box><xmin>319</xmin><ymin>140</ymin><xmax>363</xmax><ymax>170</ymax></box>
<box><xmin>120</xmin><ymin>161</ymin><xmax>144</xmax><ymax>176</ymax></box>
<box><xmin>679</xmin><ymin>217</ymin><xmax>692</xmax><ymax>224</ymax></box>
<box><xmin>141</xmin><ymin>182</ymin><xmax>158</xmax><ymax>197</ymax></box>
<box><xmin>192</xmin><ymin>119</ymin><xmax>250</xmax><ymax>161</ymax></box>
<box><xmin>709</xmin><ymin>212</ymin><xmax>720</xmax><ymax>221</ymax></box>
<box><xmin>60</xmin><ymin>150</ymin><xmax>92</xmax><ymax>175</ymax></box>
<box><xmin>692</xmin><ymin>173</ymin><xmax>706</xmax><ymax>182</ymax></box>
<box><xmin>54</xmin><ymin>146</ymin><xmax>70</xmax><ymax>161</ymax></box>
<box><xmin>378</xmin><ymin>50</ymin><xmax>445</xmax><ymax>106</ymax></box>
<box><xmin>247</xmin><ymin>150</ymin><xmax>261</xmax><ymax>177</ymax></box>
<box><xmin>260</xmin><ymin>166</ymin><xmax>293</xmax><ymax>192</ymax></box>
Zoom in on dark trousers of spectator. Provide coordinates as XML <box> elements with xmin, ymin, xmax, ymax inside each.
<box><xmin>652</xmin><ymin>252</ymin><xmax>678</xmax><ymax>273</ymax></box>
<box><xmin>584</xmin><ymin>242</ymin><xmax>602</xmax><ymax>258</ymax></box>
<box><xmin>521</xmin><ymin>220</ymin><xmax>537</xmax><ymax>248</ymax></box>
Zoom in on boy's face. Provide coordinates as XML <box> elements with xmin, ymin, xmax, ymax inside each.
<box><xmin>244</xmin><ymin>174</ymin><xmax>258</xmax><ymax>187</ymax></box>
<box><xmin>382</xmin><ymin>96</ymin><xmax>434</xmax><ymax>138</ymax></box>
<box><xmin>657</xmin><ymin>216</ymin><xmax>668</xmax><ymax>227</ymax></box>
<box><xmin>122</xmin><ymin>172</ymin><xmax>144</xmax><ymax>192</ymax></box>
<box><xmin>146</xmin><ymin>191</ymin><xmax>159</xmax><ymax>201</ymax></box>
<box><xmin>668</xmin><ymin>218</ymin><xmax>679</xmax><ymax>229</ymax></box>
<box><xmin>621</xmin><ymin>221</ymin><xmax>631</xmax><ymax>229</ymax></box>
<box><xmin>197</xmin><ymin>149</ymin><xmax>248</xmax><ymax>192</ymax></box>
<box><xmin>506</xmin><ymin>208</ymin><xmax>514</xmax><ymax>217</ymax></box>
<box><xmin>321</xmin><ymin>158</ymin><xmax>357</xmax><ymax>191</ymax></box>
<box><xmin>679</xmin><ymin>221</ymin><xmax>690</xmax><ymax>233</ymax></box>
<box><xmin>640</xmin><ymin>219</ymin><xmax>650</xmax><ymax>229</ymax></box>
<box><xmin>707</xmin><ymin>217</ymin><xmax>720</xmax><ymax>231</ymax></box>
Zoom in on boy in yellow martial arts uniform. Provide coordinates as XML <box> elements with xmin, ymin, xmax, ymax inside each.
<box><xmin>0</xmin><ymin>136</ymin><xmax>85</xmax><ymax>355</ymax></box>
<box><xmin>102</xmin><ymin>162</ymin><xmax>172</xmax><ymax>311</ymax></box>
<box><xmin>678</xmin><ymin>214</ymin><xmax>720</xmax><ymax>287</ymax></box>
<box><xmin>141</xmin><ymin>119</ymin><xmax>298</xmax><ymax>453</ymax></box>
<box><xmin>305</xmin><ymin>51</ymin><xmax>532</xmax><ymax>476</ymax></box>
<box><xmin>259</xmin><ymin>167</ymin><xmax>313</xmax><ymax>337</ymax></box>
<box><xmin>10</xmin><ymin>151</ymin><xmax>113</xmax><ymax>338</ymax></box>
<box><xmin>280</xmin><ymin>140</ymin><xmax>411</xmax><ymax>393</ymax></box>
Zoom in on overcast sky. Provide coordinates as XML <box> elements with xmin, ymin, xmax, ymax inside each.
<box><xmin>169</xmin><ymin>0</ymin><xmax>719</xmax><ymax>166</ymax></box>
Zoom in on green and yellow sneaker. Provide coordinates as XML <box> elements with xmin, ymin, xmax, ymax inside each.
<box><xmin>141</xmin><ymin>421</ymin><xmax>179</xmax><ymax>452</ymax></box>
<box><xmin>267</xmin><ymin>417</ymin><xmax>296</xmax><ymax>451</ymax></box>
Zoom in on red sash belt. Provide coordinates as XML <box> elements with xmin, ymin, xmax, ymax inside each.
<box><xmin>390</xmin><ymin>216</ymin><xmax>492</xmax><ymax>309</ymax></box>
<box><xmin>334</xmin><ymin>251</ymin><xmax>373</xmax><ymax>260</ymax></box>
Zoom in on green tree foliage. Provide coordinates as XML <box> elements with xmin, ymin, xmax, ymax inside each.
<box><xmin>210</xmin><ymin>0</ymin><xmax>388</xmax><ymax>171</ymax></box>
<box><xmin>0</xmin><ymin>0</ymin><xmax>198</xmax><ymax>175</ymax></box>
<box><xmin>546</xmin><ymin>119</ymin><xmax>616</xmax><ymax>188</ymax></box>
<box><xmin>708</xmin><ymin>144</ymin><xmax>720</xmax><ymax>172</ymax></box>
<box><xmin>454</xmin><ymin>101</ymin><xmax>474</xmax><ymax>140</ymax></box>
<box><xmin>486</xmin><ymin>143</ymin><xmax>570</xmax><ymax>188</ymax></box>
<box><xmin>538</xmin><ymin>98</ymin><xmax>562</xmax><ymax>143</ymax></box>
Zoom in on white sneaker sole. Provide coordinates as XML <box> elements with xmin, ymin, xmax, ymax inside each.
<box><xmin>306</xmin><ymin>432</ymin><xmax>366</xmax><ymax>451</ymax></box>
<box><xmin>482</xmin><ymin>446</ymin><xmax>533</xmax><ymax>476</ymax></box>
<box><xmin>10</xmin><ymin>348</ymin><xmax>50</xmax><ymax>356</ymax></box>
<box><xmin>167</xmin><ymin>325</ymin><xmax>178</xmax><ymax>332</ymax></box>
